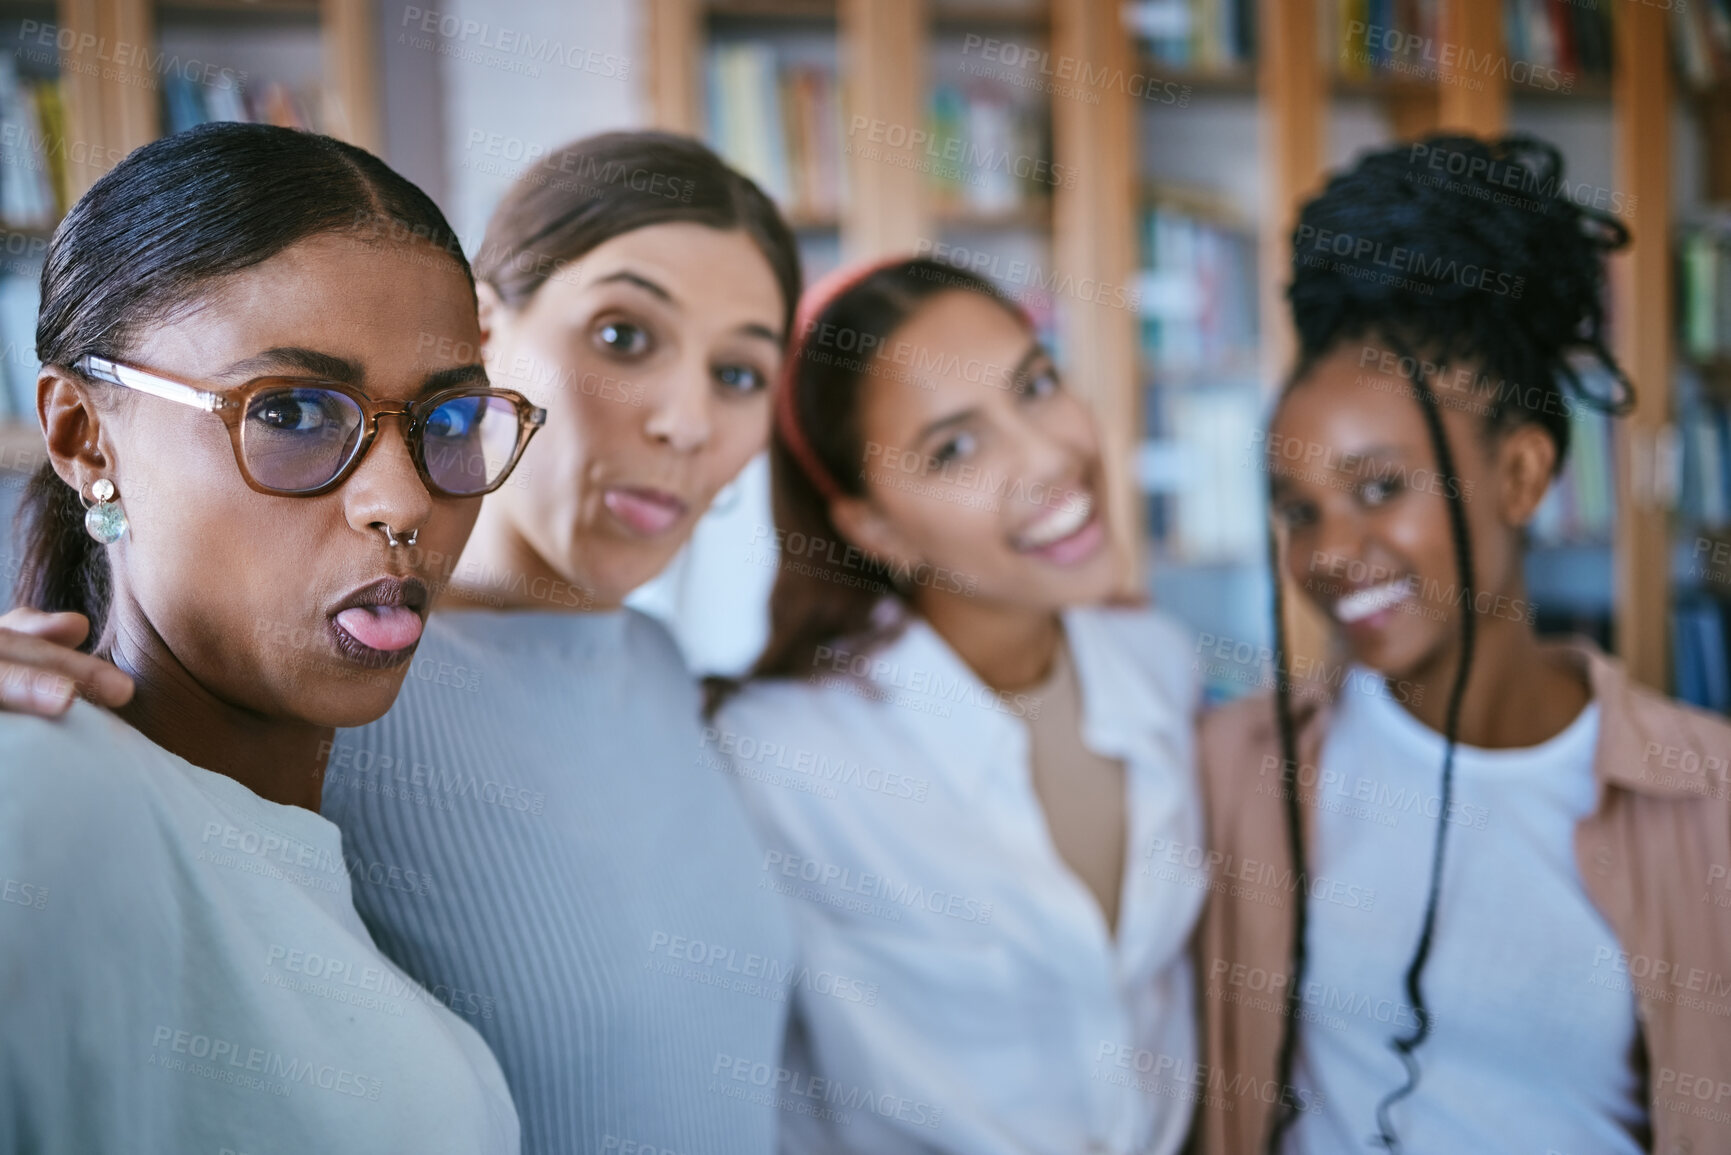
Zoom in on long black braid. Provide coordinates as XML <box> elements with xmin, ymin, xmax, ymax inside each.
<box><xmin>1262</xmin><ymin>133</ymin><xmax>1635</xmax><ymax>1154</ymax></box>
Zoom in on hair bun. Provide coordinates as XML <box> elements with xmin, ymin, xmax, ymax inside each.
<box><xmin>1289</xmin><ymin>132</ymin><xmax>1634</xmax><ymax>416</ymax></box>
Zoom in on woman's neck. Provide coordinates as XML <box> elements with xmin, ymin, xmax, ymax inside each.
<box><xmin>445</xmin><ymin>502</ymin><xmax>613</xmax><ymax>613</ymax></box>
<box><xmin>1397</xmin><ymin>610</ymin><xmax>1590</xmax><ymax>749</ymax></box>
<box><xmin>917</xmin><ymin>591</ymin><xmax>1064</xmax><ymax>692</ymax></box>
<box><xmin>105</xmin><ymin>606</ymin><xmax>333</xmax><ymax>811</ymax></box>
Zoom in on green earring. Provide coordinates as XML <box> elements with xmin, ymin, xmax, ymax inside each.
<box><xmin>83</xmin><ymin>478</ymin><xmax>128</xmax><ymax>544</ymax></box>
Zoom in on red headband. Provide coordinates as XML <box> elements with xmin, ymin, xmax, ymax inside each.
<box><xmin>774</xmin><ymin>256</ymin><xmax>909</xmax><ymax>502</ymax></box>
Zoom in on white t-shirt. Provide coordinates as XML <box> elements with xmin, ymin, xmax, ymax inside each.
<box><xmin>1284</xmin><ymin>672</ymin><xmax>1646</xmax><ymax>1155</ymax></box>
<box><xmin>0</xmin><ymin>702</ymin><xmax>520</xmax><ymax>1154</ymax></box>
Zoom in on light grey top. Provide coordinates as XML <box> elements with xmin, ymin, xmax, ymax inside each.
<box><xmin>0</xmin><ymin>702</ymin><xmax>519</xmax><ymax>1154</ymax></box>
<box><xmin>323</xmin><ymin>608</ymin><xmax>796</xmax><ymax>1155</ymax></box>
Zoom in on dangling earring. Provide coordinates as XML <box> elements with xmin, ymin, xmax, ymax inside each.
<box><xmin>82</xmin><ymin>478</ymin><xmax>128</xmax><ymax>544</ymax></box>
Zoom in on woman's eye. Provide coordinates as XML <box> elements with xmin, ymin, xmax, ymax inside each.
<box><xmin>596</xmin><ymin>321</ymin><xmax>649</xmax><ymax>356</ymax></box>
<box><xmin>1360</xmin><ymin>475</ymin><xmax>1404</xmax><ymax>506</ymax></box>
<box><xmin>715</xmin><ymin>364</ymin><xmax>767</xmax><ymax>394</ymax></box>
<box><xmin>252</xmin><ymin>392</ymin><xmax>334</xmax><ymax>433</ymax></box>
<box><xmin>1019</xmin><ymin>365</ymin><xmax>1060</xmax><ymax>398</ymax></box>
<box><xmin>930</xmin><ymin>431</ymin><xmax>977</xmax><ymax>467</ymax></box>
<box><xmin>425</xmin><ymin>396</ymin><xmax>483</xmax><ymax>440</ymax></box>
<box><xmin>1273</xmin><ymin>501</ymin><xmax>1316</xmax><ymax>530</ymax></box>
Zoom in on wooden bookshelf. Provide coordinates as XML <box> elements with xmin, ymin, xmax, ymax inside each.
<box><xmin>0</xmin><ymin>0</ymin><xmax>380</xmax><ymax>458</ymax></box>
<box><xmin>645</xmin><ymin>0</ymin><xmax>1691</xmax><ymax>694</ymax></box>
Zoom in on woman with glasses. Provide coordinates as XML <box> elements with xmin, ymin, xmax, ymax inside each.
<box><xmin>2</xmin><ymin>130</ymin><xmax>802</xmax><ymax>1154</ymax></box>
<box><xmin>0</xmin><ymin>122</ymin><xmax>536</xmax><ymax>1151</ymax></box>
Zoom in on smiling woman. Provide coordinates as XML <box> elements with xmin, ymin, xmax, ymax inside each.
<box><xmin>0</xmin><ymin>122</ymin><xmax>528</xmax><ymax>1152</ymax></box>
<box><xmin>709</xmin><ymin>257</ymin><xmax>1205</xmax><ymax>1155</ymax></box>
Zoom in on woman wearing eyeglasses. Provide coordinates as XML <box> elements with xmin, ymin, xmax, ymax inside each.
<box><xmin>0</xmin><ymin>122</ymin><xmax>536</xmax><ymax>1152</ymax></box>
<box><xmin>1</xmin><ymin>130</ymin><xmax>802</xmax><ymax>1154</ymax></box>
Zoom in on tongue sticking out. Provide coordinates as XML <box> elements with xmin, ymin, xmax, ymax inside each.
<box><xmin>336</xmin><ymin>605</ymin><xmax>424</xmax><ymax>652</ymax></box>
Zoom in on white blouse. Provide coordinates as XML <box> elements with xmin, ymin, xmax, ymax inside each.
<box><xmin>714</xmin><ymin>605</ymin><xmax>1204</xmax><ymax>1155</ymax></box>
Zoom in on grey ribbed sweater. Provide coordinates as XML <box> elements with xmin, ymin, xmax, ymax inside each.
<box><xmin>322</xmin><ymin>608</ymin><xmax>794</xmax><ymax>1155</ymax></box>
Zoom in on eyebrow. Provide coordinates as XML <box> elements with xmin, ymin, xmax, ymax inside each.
<box><xmin>596</xmin><ymin>270</ymin><xmax>674</xmax><ymax>304</ymax></box>
<box><xmin>217</xmin><ymin>348</ymin><xmax>489</xmax><ymax>397</ymax></box>
<box><xmin>597</xmin><ymin>268</ymin><xmax>783</xmax><ymax>346</ymax></box>
<box><xmin>1005</xmin><ymin>344</ymin><xmax>1046</xmax><ymax>386</ymax></box>
<box><xmin>218</xmin><ymin>347</ymin><xmax>362</xmax><ymax>383</ymax></box>
<box><xmin>423</xmin><ymin>363</ymin><xmax>490</xmax><ymax>393</ymax></box>
<box><xmin>912</xmin><ymin>344</ymin><xmax>1046</xmax><ymax>443</ymax></box>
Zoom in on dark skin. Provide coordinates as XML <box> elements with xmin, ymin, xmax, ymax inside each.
<box><xmin>26</xmin><ymin>232</ymin><xmax>487</xmax><ymax>809</ymax></box>
<box><xmin>1268</xmin><ymin>340</ymin><xmax>1590</xmax><ymax>748</ymax></box>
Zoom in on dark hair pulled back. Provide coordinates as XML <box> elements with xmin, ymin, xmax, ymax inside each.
<box><xmin>13</xmin><ymin>121</ymin><xmax>473</xmax><ymax>649</ymax></box>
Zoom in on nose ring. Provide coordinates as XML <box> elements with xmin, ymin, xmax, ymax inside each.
<box><xmin>379</xmin><ymin>524</ymin><xmax>418</xmax><ymax>548</ymax></box>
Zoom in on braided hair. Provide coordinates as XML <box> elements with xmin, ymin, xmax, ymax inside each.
<box><xmin>1264</xmin><ymin>133</ymin><xmax>1634</xmax><ymax>1153</ymax></box>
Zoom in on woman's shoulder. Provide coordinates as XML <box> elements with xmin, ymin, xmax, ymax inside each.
<box><xmin>0</xmin><ymin>703</ymin><xmax>188</xmax><ymax>903</ymax></box>
<box><xmin>0</xmin><ymin>700</ymin><xmax>161</xmax><ymax>800</ymax></box>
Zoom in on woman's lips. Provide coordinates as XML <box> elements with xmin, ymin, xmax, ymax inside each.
<box><xmin>334</xmin><ymin>605</ymin><xmax>424</xmax><ymax>652</ymax></box>
<box><xmin>328</xmin><ymin>576</ymin><xmax>429</xmax><ymax>666</ymax></box>
<box><xmin>1011</xmin><ymin>492</ymin><xmax>1107</xmax><ymax>566</ymax></box>
<box><xmin>603</xmin><ymin>486</ymin><xmax>688</xmax><ymax>536</ymax></box>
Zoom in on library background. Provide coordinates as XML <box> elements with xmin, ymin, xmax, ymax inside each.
<box><xmin>0</xmin><ymin>0</ymin><xmax>1728</xmax><ymax>712</ymax></box>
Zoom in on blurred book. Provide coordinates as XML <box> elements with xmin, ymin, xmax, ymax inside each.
<box><xmin>1677</xmin><ymin>388</ymin><xmax>1731</xmax><ymax>531</ymax></box>
<box><xmin>706</xmin><ymin>41</ymin><xmax>842</xmax><ymax>223</ymax></box>
<box><xmin>1504</xmin><ymin>0</ymin><xmax>1613</xmax><ymax>84</ymax></box>
<box><xmin>1671</xmin><ymin>0</ymin><xmax>1731</xmax><ymax>92</ymax></box>
<box><xmin>163</xmin><ymin>75</ymin><xmax>315</xmax><ymax>135</ymax></box>
<box><xmin>1123</xmin><ymin>0</ymin><xmax>1255</xmax><ymax>72</ymax></box>
<box><xmin>0</xmin><ymin>268</ymin><xmax>40</xmax><ymax>419</ymax></box>
<box><xmin>0</xmin><ymin>58</ymin><xmax>63</xmax><ymax>229</ymax></box>
<box><xmin>1529</xmin><ymin>384</ymin><xmax>1615</xmax><ymax>546</ymax></box>
<box><xmin>926</xmin><ymin>79</ymin><xmax>1050</xmax><ymax>219</ymax></box>
<box><xmin>1137</xmin><ymin>190</ymin><xmax>1258</xmax><ymax>375</ymax></box>
<box><xmin>1674</xmin><ymin>596</ymin><xmax>1731</xmax><ymax>714</ymax></box>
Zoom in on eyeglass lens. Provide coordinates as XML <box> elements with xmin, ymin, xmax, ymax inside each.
<box><xmin>239</xmin><ymin>387</ymin><xmax>521</xmax><ymax>495</ymax></box>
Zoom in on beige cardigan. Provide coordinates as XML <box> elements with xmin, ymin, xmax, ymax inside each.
<box><xmin>1195</xmin><ymin>641</ymin><xmax>1731</xmax><ymax>1155</ymax></box>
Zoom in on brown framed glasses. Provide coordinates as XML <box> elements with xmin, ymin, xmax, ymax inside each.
<box><xmin>74</xmin><ymin>355</ymin><xmax>546</xmax><ymax>498</ymax></box>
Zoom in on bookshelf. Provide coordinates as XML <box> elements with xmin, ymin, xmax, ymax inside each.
<box><xmin>649</xmin><ymin>0</ymin><xmax>1701</xmax><ymax>702</ymax></box>
<box><xmin>0</xmin><ymin>0</ymin><xmax>380</xmax><ymax>472</ymax></box>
